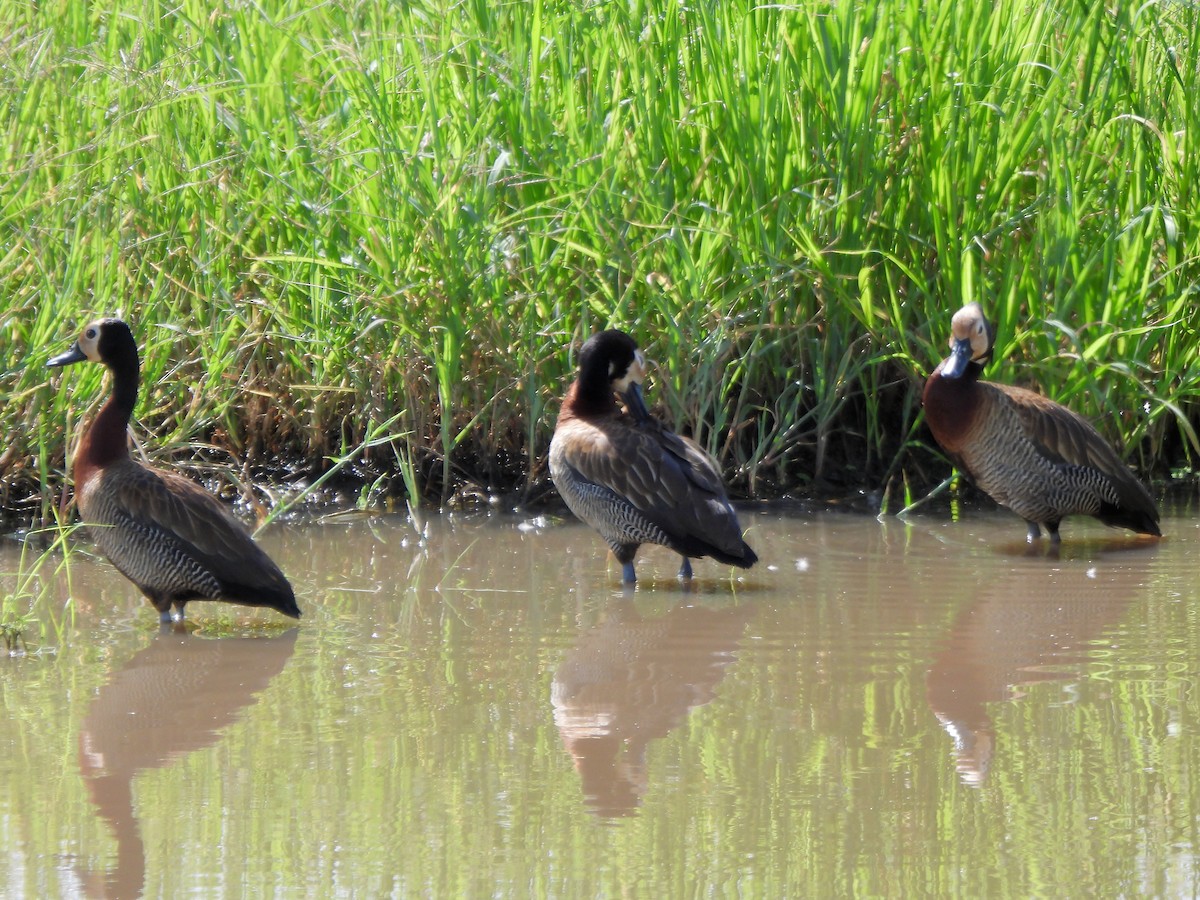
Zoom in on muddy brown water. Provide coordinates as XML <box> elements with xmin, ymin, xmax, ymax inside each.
<box><xmin>3</xmin><ymin>507</ymin><xmax>1199</xmax><ymax>896</ymax></box>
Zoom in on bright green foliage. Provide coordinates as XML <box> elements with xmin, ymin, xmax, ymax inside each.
<box><xmin>1</xmin><ymin>0</ymin><xmax>1197</xmax><ymax>515</ymax></box>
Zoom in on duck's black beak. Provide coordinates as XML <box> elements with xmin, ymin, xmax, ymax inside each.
<box><xmin>939</xmin><ymin>337</ymin><xmax>974</xmax><ymax>380</ymax></box>
<box><xmin>47</xmin><ymin>342</ymin><xmax>87</xmax><ymax>368</ymax></box>
<box><xmin>622</xmin><ymin>382</ymin><xmax>652</xmax><ymax>424</ymax></box>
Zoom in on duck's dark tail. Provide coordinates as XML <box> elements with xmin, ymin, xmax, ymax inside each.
<box><xmin>707</xmin><ymin>541</ymin><xmax>758</xmax><ymax>569</ymax></box>
<box><xmin>1098</xmin><ymin>502</ymin><xmax>1162</xmax><ymax>537</ymax></box>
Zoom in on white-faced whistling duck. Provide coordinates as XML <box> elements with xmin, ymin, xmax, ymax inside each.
<box><xmin>922</xmin><ymin>303</ymin><xmax>1161</xmax><ymax>543</ymax></box>
<box><xmin>48</xmin><ymin>319</ymin><xmax>300</xmax><ymax>622</ymax></box>
<box><xmin>549</xmin><ymin>329</ymin><xmax>758</xmax><ymax>582</ymax></box>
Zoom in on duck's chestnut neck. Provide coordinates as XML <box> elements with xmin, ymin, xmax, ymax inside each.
<box><xmin>559</xmin><ymin>377</ymin><xmax>620</xmax><ymax>421</ymax></box>
<box><xmin>75</xmin><ymin>347</ymin><xmax>140</xmax><ymax>481</ymax></box>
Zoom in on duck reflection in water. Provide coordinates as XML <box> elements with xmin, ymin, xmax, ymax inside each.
<box><xmin>926</xmin><ymin>553</ymin><xmax>1149</xmax><ymax>786</ymax></box>
<box><xmin>74</xmin><ymin>628</ymin><xmax>299</xmax><ymax>899</ymax></box>
<box><xmin>551</xmin><ymin>598</ymin><xmax>754</xmax><ymax>817</ymax></box>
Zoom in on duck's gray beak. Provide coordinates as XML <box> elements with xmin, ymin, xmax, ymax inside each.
<box><xmin>939</xmin><ymin>337</ymin><xmax>973</xmax><ymax>380</ymax></box>
<box><xmin>622</xmin><ymin>382</ymin><xmax>652</xmax><ymax>424</ymax></box>
<box><xmin>47</xmin><ymin>343</ymin><xmax>87</xmax><ymax>368</ymax></box>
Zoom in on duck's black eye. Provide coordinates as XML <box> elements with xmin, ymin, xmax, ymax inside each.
<box><xmin>86</xmin><ymin>327</ymin><xmax>97</xmax><ymax>339</ymax></box>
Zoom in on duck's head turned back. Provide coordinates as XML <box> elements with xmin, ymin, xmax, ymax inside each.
<box><xmin>47</xmin><ymin>318</ymin><xmax>139</xmax><ymax>374</ymax></box>
<box><xmin>565</xmin><ymin>329</ymin><xmax>651</xmax><ymax>422</ymax></box>
<box><xmin>938</xmin><ymin>303</ymin><xmax>995</xmax><ymax>380</ymax></box>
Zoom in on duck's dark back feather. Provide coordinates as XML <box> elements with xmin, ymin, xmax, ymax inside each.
<box><xmin>551</xmin><ymin>415</ymin><xmax>756</xmax><ymax>567</ymax></box>
<box><xmin>79</xmin><ymin>460</ymin><xmax>299</xmax><ymax>617</ymax></box>
<box><xmin>997</xmin><ymin>383</ymin><xmax>1160</xmax><ymax>535</ymax></box>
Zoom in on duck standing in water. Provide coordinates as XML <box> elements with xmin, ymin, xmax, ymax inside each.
<box><xmin>48</xmin><ymin>319</ymin><xmax>300</xmax><ymax>622</ymax></box>
<box><xmin>549</xmin><ymin>329</ymin><xmax>758</xmax><ymax>583</ymax></box>
<box><xmin>922</xmin><ymin>303</ymin><xmax>1160</xmax><ymax>542</ymax></box>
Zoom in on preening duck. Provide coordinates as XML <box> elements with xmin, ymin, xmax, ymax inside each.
<box><xmin>922</xmin><ymin>303</ymin><xmax>1160</xmax><ymax>542</ymax></box>
<box><xmin>48</xmin><ymin>318</ymin><xmax>300</xmax><ymax>622</ymax></box>
<box><xmin>549</xmin><ymin>329</ymin><xmax>758</xmax><ymax>582</ymax></box>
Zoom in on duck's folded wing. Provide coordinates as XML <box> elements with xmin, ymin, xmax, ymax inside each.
<box><xmin>1000</xmin><ymin>384</ymin><xmax>1132</xmax><ymax>474</ymax></box>
<box><xmin>999</xmin><ymin>383</ymin><xmax>1158</xmax><ymax>514</ymax></box>
<box><xmin>649</xmin><ymin>426</ymin><xmax>728</xmax><ymax>496</ymax></box>
<box><xmin>566</xmin><ymin>425</ymin><xmax>745</xmax><ymax>553</ymax></box>
<box><xmin>109</xmin><ymin>465</ymin><xmax>283</xmax><ymax>586</ymax></box>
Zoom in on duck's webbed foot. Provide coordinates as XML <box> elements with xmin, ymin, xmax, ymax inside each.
<box><xmin>159</xmin><ymin>604</ymin><xmax>186</xmax><ymax>624</ymax></box>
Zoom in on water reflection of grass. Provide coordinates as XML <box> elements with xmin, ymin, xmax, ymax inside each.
<box><xmin>3</xmin><ymin>0</ymin><xmax>1197</xmax><ymax>524</ymax></box>
<box><xmin>5</xmin><ymin>515</ymin><xmax>1200</xmax><ymax>893</ymax></box>
<box><xmin>1</xmin><ymin>523</ymin><xmax>80</xmax><ymax>651</ymax></box>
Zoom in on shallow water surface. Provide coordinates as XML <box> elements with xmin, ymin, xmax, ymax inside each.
<box><xmin>3</xmin><ymin>507</ymin><xmax>1200</xmax><ymax>897</ymax></box>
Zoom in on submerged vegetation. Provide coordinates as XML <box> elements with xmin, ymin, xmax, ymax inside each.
<box><xmin>1</xmin><ymin>0</ymin><xmax>1197</xmax><ymax>523</ymax></box>
<box><xmin>0</xmin><ymin>525</ymin><xmax>78</xmax><ymax>651</ymax></box>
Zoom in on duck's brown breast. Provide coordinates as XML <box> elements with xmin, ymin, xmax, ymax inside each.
<box><xmin>923</xmin><ymin>368</ymin><xmax>983</xmax><ymax>455</ymax></box>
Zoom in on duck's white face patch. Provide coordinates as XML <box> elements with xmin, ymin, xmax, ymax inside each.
<box><xmin>610</xmin><ymin>350</ymin><xmax>647</xmax><ymax>392</ymax></box>
<box><xmin>79</xmin><ymin>321</ymin><xmax>105</xmax><ymax>362</ymax></box>
<box><xmin>949</xmin><ymin>304</ymin><xmax>992</xmax><ymax>361</ymax></box>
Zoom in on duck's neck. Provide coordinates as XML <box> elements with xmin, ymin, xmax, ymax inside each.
<box><xmin>923</xmin><ymin>360</ymin><xmax>984</xmax><ymax>449</ymax></box>
<box><xmin>558</xmin><ymin>379</ymin><xmax>620</xmax><ymax>423</ymax></box>
<box><xmin>75</xmin><ymin>361</ymin><xmax>138</xmax><ymax>483</ymax></box>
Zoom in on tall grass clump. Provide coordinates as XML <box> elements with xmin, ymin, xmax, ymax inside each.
<box><xmin>0</xmin><ymin>0</ymin><xmax>1197</xmax><ymax>522</ymax></box>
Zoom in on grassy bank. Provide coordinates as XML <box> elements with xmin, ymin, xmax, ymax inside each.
<box><xmin>1</xmin><ymin>0</ymin><xmax>1197</xmax><ymax>524</ymax></box>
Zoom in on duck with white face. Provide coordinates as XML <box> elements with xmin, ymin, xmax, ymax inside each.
<box><xmin>922</xmin><ymin>303</ymin><xmax>1160</xmax><ymax>543</ymax></box>
<box><xmin>549</xmin><ymin>329</ymin><xmax>757</xmax><ymax>583</ymax></box>
<box><xmin>48</xmin><ymin>318</ymin><xmax>300</xmax><ymax>623</ymax></box>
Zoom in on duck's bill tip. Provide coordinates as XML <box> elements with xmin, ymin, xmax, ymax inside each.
<box><xmin>622</xmin><ymin>382</ymin><xmax>652</xmax><ymax>423</ymax></box>
<box><xmin>939</xmin><ymin>339</ymin><xmax>973</xmax><ymax>379</ymax></box>
<box><xmin>47</xmin><ymin>344</ymin><xmax>87</xmax><ymax>368</ymax></box>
